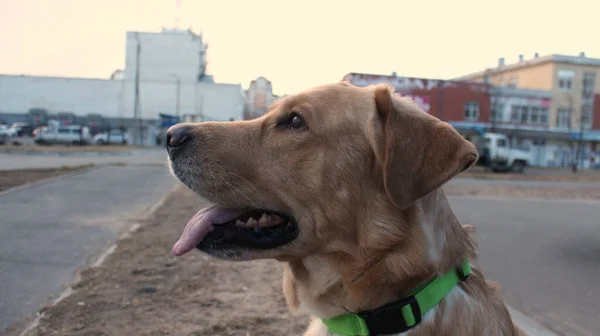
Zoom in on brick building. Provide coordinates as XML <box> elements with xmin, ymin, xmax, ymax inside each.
<box><xmin>342</xmin><ymin>73</ymin><xmax>491</xmax><ymax>123</ymax></box>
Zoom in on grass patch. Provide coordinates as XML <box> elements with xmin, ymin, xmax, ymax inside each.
<box><xmin>0</xmin><ymin>164</ymin><xmax>95</xmax><ymax>192</ymax></box>
<box><xmin>0</xmin><ymin>145</ymin><xmax>136</xmax><ymax>153</ymax></box>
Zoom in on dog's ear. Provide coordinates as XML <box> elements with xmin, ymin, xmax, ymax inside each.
<box><xmin>368</xmin><ymin>84</ymin><xmax>478</xmax><ymax>208</ymax></box>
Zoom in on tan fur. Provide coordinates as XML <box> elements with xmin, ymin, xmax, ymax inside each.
<box><xmin>168</xmin><ymin>82</ymin><xmax>521</xmax><ymax>335</ymax></box>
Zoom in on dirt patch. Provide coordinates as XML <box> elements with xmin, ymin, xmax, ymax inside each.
<box><xmin>0</xmin><ymin>145</ymin><xmax>135</xmax><ymax>153</ymax></box>
<box><xmin>19</xmin><ymin>186</ymin><xmax>310</xmax><ymax>336</ymax></box>
<box><xmin>444</xmin><ymin>185</ymin><xmax>600</xmax><ymax>200</ymax></box>
<box><xmin>0</xmin><ymin>165</ymin><xmax>94</xmax><ymax>192</ymax></box>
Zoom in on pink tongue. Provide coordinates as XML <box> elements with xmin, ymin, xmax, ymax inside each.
<box><xmin>172</xmin><ymin>205</ymin><xmax>244</xmax><ymax>256</ymax></box>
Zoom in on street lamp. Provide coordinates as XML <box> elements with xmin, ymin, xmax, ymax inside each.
<box><xmin>133</xmin><ymin>32</ymin><xmax>142</xmax><ymax>146</ymax></box>
<box><xmin>169</xmin><ymin>74</ymin><xmax>181</xmax><ymax>122</ymax></box>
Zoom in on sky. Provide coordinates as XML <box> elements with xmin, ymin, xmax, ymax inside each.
<box><xmin>1</xmin><ymin>0</ymin><xmax>599</xmax><ymax>95</ymax></box>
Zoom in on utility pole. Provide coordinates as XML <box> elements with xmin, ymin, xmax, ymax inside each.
<box><xmin>175</xmin><ymin>77</ymin><xmax>181</xmax><ymax>121</ymax></box>
<box><xmin>133</xmin><ymin>32</ymin><xmax>142</xmax><ymax>146</ymax></box>
<box><xmin>576</xmin><ymin>73</ymin><xmax>595</xmax><ymax>170</ymax></box>
<box><xmin>169</xmin><ymin>74</ymin><xmax>181</xmax><ymax>122</ymax></box>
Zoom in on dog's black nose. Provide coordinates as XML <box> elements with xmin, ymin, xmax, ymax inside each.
<box><xmin>166</xmin><ymin>125</ymin><xmax>190</xmax><ymax>148</ymax></box>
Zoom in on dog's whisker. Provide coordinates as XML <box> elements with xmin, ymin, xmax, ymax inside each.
<box><xmin>206</xmin><ymin>161</ymin><xmax>225</xmax><ymax>206</ymax></box>
<box><xmin>221</xmin><ymin>176</ymin><xmax>251</xmax><ymax>208</ymax></box>
<box><xmin>219</xmin><ymin>175</ymin><xmax>242</xmax><ymax>208</ymax></box>
<box><xmin>227</xmin><ymin>173</ymin><xmax>269</xmax><ymax>207</ymax></box>
<box><xmin>227</xmin><ymin>172</ymin><xmax>261</xmax><ymax>194</ymax></box>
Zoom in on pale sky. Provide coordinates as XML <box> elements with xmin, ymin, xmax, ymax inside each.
<box><xmin>1</xmin><ymin>0</ymin><xmax>598</xmax><ymax>95</ymax></box>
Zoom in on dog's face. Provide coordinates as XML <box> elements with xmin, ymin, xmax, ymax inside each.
<box><xmin>167</xmin><ymin>82</ymin><xmax>477</xmax><ymax>261</ymax></box>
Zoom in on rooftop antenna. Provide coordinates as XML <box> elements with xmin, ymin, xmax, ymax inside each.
<box><xmin>175</xmin><ymin>0</ymin><xmax>181</xmax><ymax>29</ymax></box>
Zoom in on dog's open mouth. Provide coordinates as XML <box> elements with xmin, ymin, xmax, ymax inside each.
<box><xmin>172</xmin><ymin>205</ymin><xmax>298</xmax><ymax>256</ymax></box>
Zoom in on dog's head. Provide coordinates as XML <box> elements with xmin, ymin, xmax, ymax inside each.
<box><xmin>167</xmin><ymin>82</ymin><xmax>477</xmax><ymax>261</ymax></box>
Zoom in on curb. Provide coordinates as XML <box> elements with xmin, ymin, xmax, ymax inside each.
<box><xmin>508</xmin><ymin>306</ymin><xmax>559</xmax><ymax>336</ymax></box>
<box><xmin>447</xmin><ymin>194</ymin><xmax>600</xmax><ymax>205</ymax></box>
<box><xmin>15</xmin><ymin>187</ymin><xmax>176</xmax><ymax>336</ymax></box>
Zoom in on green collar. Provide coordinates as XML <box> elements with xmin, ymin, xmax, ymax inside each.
<box><xmin>321</xmin><ymin>259</ymin><xmax>471</xmax><ymax>336</ymax></box>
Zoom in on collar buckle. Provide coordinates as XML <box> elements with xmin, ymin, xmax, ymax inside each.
<box><xmin>358</xmin><ymin>294</ymin><xmax>422</xmax><ymax>336</ymax></box>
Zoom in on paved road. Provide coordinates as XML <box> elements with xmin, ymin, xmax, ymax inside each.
<box><xmin>0</xmin><ymin>148</ymin><xmax>167</xmax><ymax>170</ymax></box>
<box><xmin>0</xmin><ymin>166</ymin><xmax>175</xmax><ymax>332</ymax></box>
<box><xmin>449</xmin><ymin>177</ymin><xmax>600</xmax><ymax>190</ymax></box>
<box><xmin>449</xmin><ymin>196</ymin><xmax>600</xmax><ymax>336</ymax></box>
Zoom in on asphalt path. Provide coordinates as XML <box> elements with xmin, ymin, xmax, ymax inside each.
<box><xmin>449</xmin><ymin>177</ymin><xmax>600</xmax><ymax>190</ymax></box>
<box><xmin>449</xmin><ymin>195</ymin><xmax>600</xmax><ymax>336</ymax></box>
<box><xmin>0</xmin><ymin>166</ymin><xmax>174</xmax><ymax>332</ymax></box>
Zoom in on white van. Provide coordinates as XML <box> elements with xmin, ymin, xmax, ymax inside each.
<box><xmin>35</xmin><ymin>124</ymin><xmax>92</xmax><ymax>145</ymax></box>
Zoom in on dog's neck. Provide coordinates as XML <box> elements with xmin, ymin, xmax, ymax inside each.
<box><xmin>286</xmin><ymin>188</ymin><xmax>476</xmax><ymax>319</ymax></box>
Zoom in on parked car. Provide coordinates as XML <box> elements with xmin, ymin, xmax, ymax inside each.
<box><xmin>35</xmin><ymin>125</ymin><xmax>92</xmax><ymax>145</ymax></box>
<box><xmin>93</xmin><ymin>130</ymin><xmax>128</xmax><ymax>145</ymax></box>
<box><xmin>1</xmin><ymin>125</ymin><xmax>18</xmax><ymax>138</ymax></box>
<box><xmin>8</xmin><ymin>122</ymin><xmax>34</xmax><ymax>137</ymax></box>
<box><xmin>0</xmin><ymin>126</ymin><xmax>9</xmax><ymax>144</ymax></box>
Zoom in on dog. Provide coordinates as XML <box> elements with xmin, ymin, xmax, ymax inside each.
<box><xmin>167</xmin><ymin>82</ymin><xmax>521</xmax><ymax>335</ymax></box>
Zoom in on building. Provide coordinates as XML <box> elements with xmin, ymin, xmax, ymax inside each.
<box><xmin>243</xmin><ymin>77</ymin><xmax>278</xmax><ymax>120</ymax></box>
<box><xmin>343</xmin><ymin>71</ymin><xmax>600</xmax><ymax>168</ymax></box>
<box><xmin>0</xmin><ymin>28</ymin><xmax>246</xmax><ymax>145</ymax></box>
<box><xmin>124</xmin><ymin>29</ymin><xmax>211</xmax><ymax>84</ymax></box>
<box><xmin>457</xmin><ymin>53</ymin><xmax>600</xmax><ymax>131</ymax></box>
<box><xmin>457</xmin><ymin>53</ymin><xmax>600</xmax><ymax>168</ymax></box>
<box><xmin>342</xmin><ymin>72</ymin><xmax>491</xmax><ymax>123</ymax></box>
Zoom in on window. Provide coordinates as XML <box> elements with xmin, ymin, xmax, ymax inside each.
<box><xmin>556</xmin><ymin>108</ymin><xmax>571</xmax><ymax>128</ymax></box>
<box><xmin>558</xmin><ymin>70</ymin><xmax>575</xmax><ymax>91</ymax></box>
<box><xmin>58</xmin><ymin>128</ymin><xmax>70</xmax><ymax>134</ymax></box>
<box><xmin>530</xmin><ymin>107</ymin><xmax>539</xmax><ymax>123</ymax></box>
<box><xmin>582</xmin><ymin>72</ymin><xmax>596</xmax><ymax>99</ymax></box>
<box><xmin>464</xmin><ymin>101</ymin><xmax>479</xmax><ymax>121</ymax></box>
<box><xmin>581</xmin><ymin>105</ymin><xmax>593</xmax><ymax>130</ymax></box>
<box><xmin>540</xmin><ymin>108</ymin><xmax>549</xmax><ymax>125</ymax></box>
<box><xmin>491</xmin><ymin>104</ymin><xmax>504</xmax><ymax>122</ymax></box>
<box><xmin>73</xmin><ymin>129</ymin><xmax>82</xmax><ymax>134</ymax></box>
<box><xmin>520</xmin><ymin>106</ymin><xmax>529</xmax><ymax>123</ymax></box>
<box><xmin>497</xmin><ymin>139</ymin><xmax>507</xmax><ymax>147</ymax></box>
<box><xmin>511</xmin><ymin>106</ymin><xmax>519</xmax><ymax>122</ymax></box>
<box><xmin>509</xmin><ymin>105</ymin><xmax>548</xmax><ymax>125</ymax></box>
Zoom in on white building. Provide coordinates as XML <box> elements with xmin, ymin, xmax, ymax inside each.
<box><xmin>0</xmin><ymin>28</ymin><xmax>246</xmax><ymax>132</ymax></box>
<box><xmin>244</xmin><ymin>77</ymin><xmax>277</xmax><ymax>120</ymax></box>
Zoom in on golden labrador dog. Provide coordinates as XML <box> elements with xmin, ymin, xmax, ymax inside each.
<box><xmin>167</xmin><ymin>82</ymin><xmax>522</xmax><ymax>335</ymax></box>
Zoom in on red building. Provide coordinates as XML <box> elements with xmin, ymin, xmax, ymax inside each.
<box><xmin>342</xmin><ymin>73</ymin><xmax>491</xmax><ymax>123</ymax></box>
<box><xmin>594</xmin><ymin>93</ymin><xmax>600</xmax><ymax>130</ymax></box>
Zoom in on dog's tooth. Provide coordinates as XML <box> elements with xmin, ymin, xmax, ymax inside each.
<box><xmin>235</xmin><ymin>219</ymin><xmax>245</xmax><ymax>227</ymax></box>
<box><xmin>247</xmin><ymin>217</ymin><xmax>258</xmax><ymax>227</ymax></box>
<box><xmin>259</xmin><ymin>213</ymin><xmax>268</xmax><ymax>224</ymax></box>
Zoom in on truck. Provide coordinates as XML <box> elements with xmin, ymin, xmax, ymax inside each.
<box><xmin>472</xmin><ymin>133</ymin><xmax>531</xmax><ymax>173</ymax></box>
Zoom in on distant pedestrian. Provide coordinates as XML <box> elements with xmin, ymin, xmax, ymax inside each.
<box><xmin>483</xmin><ymin>146</ymin><xmax>491</xmax><ymax>173</ymax></box>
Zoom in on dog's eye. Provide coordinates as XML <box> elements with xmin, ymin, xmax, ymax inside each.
<box><xmin>278</xmin><ymin>113</ymin><xmax>306</xmax><ymax>130</ymax></box>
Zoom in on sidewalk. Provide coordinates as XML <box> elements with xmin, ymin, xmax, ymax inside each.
<box><xmin>509</xmin><ymin>306</ymin><xmax>559</xmax><ymax>336</ymax></box>
<box><xmin>0</xmin><ymin>166</ymin><xmax>174</xmax><ymax>333</ymax></box>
